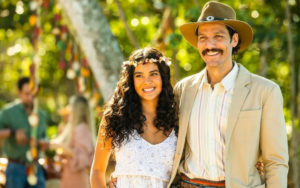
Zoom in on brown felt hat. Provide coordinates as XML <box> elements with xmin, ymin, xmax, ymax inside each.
<box><xmin>179</xmin><ymin>1</ymin><xmax>253</xmax><ymax>52</ymax></box>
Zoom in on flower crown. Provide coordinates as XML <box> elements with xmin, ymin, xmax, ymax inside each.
<box><xmin>123</xmin><ymin>56</ymin><xmax>172</xmax><ymax>67</ymax></box>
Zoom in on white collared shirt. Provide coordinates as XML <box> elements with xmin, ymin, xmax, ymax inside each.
<box><xmin>180</xmin><ymin>63</ymin><xmax>239</xmax><ymax>181</ymax></box>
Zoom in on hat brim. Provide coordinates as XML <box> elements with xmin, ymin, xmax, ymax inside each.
<box><xmin>179</xmin><ymin>20</ymin><xmax>253</xmax><ymax>52</ymax></box>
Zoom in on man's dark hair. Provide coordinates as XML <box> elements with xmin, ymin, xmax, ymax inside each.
<box><xmin>195</xmin><ymin>25</ymin><xmax>241</xmax><ymax>55</ymax></box>
<box><xmin>225</xmin><ymin>25</ymin><xmax>241</xmax><ymax>55</ymax></box>
<box><xmin>17</xmin><ymin>77</ymin><xmax>30</xmax><ymax>91</ymax></box>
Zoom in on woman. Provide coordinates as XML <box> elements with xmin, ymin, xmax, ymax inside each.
<box><xmin>90</xmin><ymin>47</ymin><xmax>178</xmax><ymax>188</ymax></box>
<box><xmin>52</xmin><ymin>95</ymin><xmax>95</xmax><ymax>188</ymax></box>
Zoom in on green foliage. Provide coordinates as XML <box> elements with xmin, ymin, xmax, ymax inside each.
<box><xmin>47</xmin><ymin>125</ymin><xmax>58</xmax><ymax>139</ymax></box>
<box><xmin>1</xmin><ymin>0</ymin><xmax>299</xmax><ymax>184</ymax></box>
<box><xmin>101</xmin><ymin>1</ymin><xmax>300</xmax><ymax>147</ymax></box>
<box><xmin>44</xmin><ymin>149</ymin><xmax>56</xmax><ymax>159</ymax></box>
<box><xmin>1</xmin><ymin>0</ymin><xmax>299</xmax><ymax>138</ymax></box>
<box><xmin>0</xmin><ymin>1</ymin><xmax>78</xmax><ymax>125</ymax></box>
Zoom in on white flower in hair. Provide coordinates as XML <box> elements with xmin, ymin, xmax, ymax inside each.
<box><xmin>123</xmin><ymin>61</ymin><xmax>129</xmax><ymax>66</ymax></box>
<box><xmin>166</xmin><ymin>60</ymin><xmax>172</xmax><ymax>66</ymax></box>
<box><xmin>123</xmin><ymin>60</ymin><xmax>137</xmax><ymax>67</ymax></box>
<box><xmin>160</xmin><ymin>56</ymin><xmax>171</xmax><ymax>66</ymax></box>
<box><xmin>151</xmin><ymin>58</ymin><xmax>158</xmax><ymax>63</ymax></box>
<box><xmin>123</xmin><ymin>56</ymin><xmax>171</xmax><ymax>67</ymax></box>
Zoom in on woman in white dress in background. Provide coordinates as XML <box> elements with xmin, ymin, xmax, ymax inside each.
<box><xmin>90</xmin><ymin>47</ymin><xmax>178</xmax><ymax>188</ymax></box>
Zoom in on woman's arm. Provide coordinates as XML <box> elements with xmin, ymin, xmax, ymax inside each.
<box><xmin>49</xmin><ymin>142</ymin><xmax>74</xmax><ymax>157</ymax></box>
<box><xmin>90</xmin><ymin>127</ymin><xmax>112</xmax><ymax>188</ymax></box>
<box><xmin>90</xmin><ymin>148</ymin><xmax>111</xmax><ymax>188</ymax></box>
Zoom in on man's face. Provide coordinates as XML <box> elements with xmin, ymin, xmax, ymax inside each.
<box><xmin>18</xmin><ymin>83</ymin><xmax>34</xmax><ymax>108</ymax></box>
<box><xmin>197</xmin><ymin>23</ymin><xmax>238</xmax><ymax>69</ymax></box>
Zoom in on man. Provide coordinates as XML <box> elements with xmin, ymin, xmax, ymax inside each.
<box><xmin>0</xmin><ymin>77</ymin><xmax>48</xmax><ymax>188</ymax></box>
<box><xmin>169</xmin><ymin>1</ymin><xmax>288</xmax><ymax>188</ymax></box>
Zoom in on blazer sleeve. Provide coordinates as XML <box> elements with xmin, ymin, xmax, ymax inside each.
<box><xmin>68</xmin><ymin>125</ymin><xmax>95</xmax><ymax>172</ymax></box>
<box><xmin>260</xmin><ymin>85</ymin><xmax>289</xmax><ymax>188</ymax></box>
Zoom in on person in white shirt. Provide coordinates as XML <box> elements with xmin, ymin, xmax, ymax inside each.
<box><xmin>168</xmin><ymin>1</ymin><xmax>288</xmax><ymax>188</ymax></box>
<box><xmin>90</xmin><ymin>47</ymin><xmax>178</xmax><ymax>188</ymax></box>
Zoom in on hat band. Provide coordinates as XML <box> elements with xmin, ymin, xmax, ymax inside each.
<box><xmin>199</xmin><ymin>16</ymin><xmax>228</xmax><ymax>22</ymax></box>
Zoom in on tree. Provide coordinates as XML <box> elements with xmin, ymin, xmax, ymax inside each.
<box><xmin>285</xmin><ymin>0</ymin><xmax>300</xmax><ymax>186</ymax></box>
<box><xmin>1</xmin><ymin>0</ymin><xmax>300</xmax><ymax>186</ymax></box>
<box><xmin>58</xmin><ymin>0</ymin><xmax>124</xmax><ymax>101</ymax></box>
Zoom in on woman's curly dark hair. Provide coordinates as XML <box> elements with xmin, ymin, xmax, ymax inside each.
<box><xmin>102</xmin><ymin>47</ymin><xmax>178</xmax><ymax>148</ymax></box>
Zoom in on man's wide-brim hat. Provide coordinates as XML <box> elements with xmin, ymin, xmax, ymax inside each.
<box><xmin>179</xmin><ymin>1</ymin><xmax>253</xmax><ymax>52</ymax></box>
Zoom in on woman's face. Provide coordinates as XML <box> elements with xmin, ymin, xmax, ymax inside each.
<box><xmin>133</xmin><ymin>62</ymin><xmax>162</xmax><ymax>103</ymax></box>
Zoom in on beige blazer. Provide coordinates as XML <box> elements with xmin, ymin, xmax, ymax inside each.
<box><xmin>168</xmin><ymin>64</ymin><xmax>289</xmax><ymax>188</ymax></box>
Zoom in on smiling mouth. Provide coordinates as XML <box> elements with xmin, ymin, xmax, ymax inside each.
<box><xmin>207</xmin><ymin>51</ymin><xmax>219</xmax><ymax>56</ymax></box>
<box><xmin>142</xmin><ymin>87</ymin><xmax>155</xmax><ymax>93</ymax></box>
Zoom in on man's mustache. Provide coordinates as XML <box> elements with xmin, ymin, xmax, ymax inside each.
<box><xmin>202</xmin><ymin>48</ymin><xmax>223</xmax><ymax>56</ymax></box>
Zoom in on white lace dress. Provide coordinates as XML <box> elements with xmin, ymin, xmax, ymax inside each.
<box><xmin>111</xmin><ymin>130</ymin><xmax>177</xmax><ymax>188</ymax></box>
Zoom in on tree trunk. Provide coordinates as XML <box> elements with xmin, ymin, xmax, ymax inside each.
<box><xmin>58</xmin><ymin>0</ymin><xmax>124</xmax><ymax>102</ymax></box>
<box><xmin>170</xmin><ymin>11</ymin><xmax>180</xmax><ymax>82</ymax></box>
<box><xmin>285</xmin><ymin>0</ymin><xmax>300</xmax><ymax>187</ymax></box>
<box><xmin>150</xmin><ymin>7</ymin><xmax>172</xmax><ymax>48</ymax></box>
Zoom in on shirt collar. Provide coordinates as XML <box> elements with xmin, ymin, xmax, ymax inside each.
<box><xmin>200</xmin><ymin>69</ymin><xmax>209</xmax><ymax>89</ymax></box>
<box><xmin>201</xmin><ymin>62</ymin><xmax>239</xmax><ymax>91</ymax></box>
<box><xmin>221</xmin><ymin>62</ymin><xmax>238</xmax><ymax>91</ymax></box>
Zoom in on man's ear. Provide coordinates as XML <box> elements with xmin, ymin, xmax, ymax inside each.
<box><xmin>232</xmin><ymin>33</ymin><xmax>239</xmax><ymax>48</ymax></box>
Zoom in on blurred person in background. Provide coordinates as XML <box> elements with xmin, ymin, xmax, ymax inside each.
<box><xmin>0</xmin><ymin>77</ymin><xmax>48</xmax><ymax>188</ymax></box>
<box><xmin>57</xmin><ymin>105</ymin><xmax>70</xmax><ymax>135</ymax></box>
<box><xmin>44</xmin><ymin>103</ymin><xmax>71</xmax><ymax>188</ymax></box>
<box><xmin>51</xmin><ymin>95</ymin><xmax>95</xmax><ymax>188</ymax></box>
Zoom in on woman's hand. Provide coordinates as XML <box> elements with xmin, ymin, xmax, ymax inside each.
<box><xmin>255</xmin><ymin>161</ymin><xmax>264</xmax><ymax>176</ymax></box>
<box><xmin>108</xmin><ymin>177</ymin><xmax>117</xmax><ymax>188</ymax></box>
<box><xmin>50</xmin><ymin>143</ymin><xmax>74</xmax><ymax>158</ymax></box>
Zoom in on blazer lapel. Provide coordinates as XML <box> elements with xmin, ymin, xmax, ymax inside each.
<box><xmin>177</xmin><ymin>71</ymin><xmax>205</xmax><ymax>149</ymax></box>
<box><xmin>226</xmin><ymin>64</ymin><xmax>251</xmax><ymax>147</ymax></box>
<box><xmin>169</xmin><ymin>70</ymin><xmax>205</xmax><ymax>185</ymax></box>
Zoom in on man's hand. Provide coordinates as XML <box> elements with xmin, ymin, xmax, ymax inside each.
<box><xmin>15</xmin><ymin>129</ymin><xmax>27</xmax><ymax>145</ymax></box>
